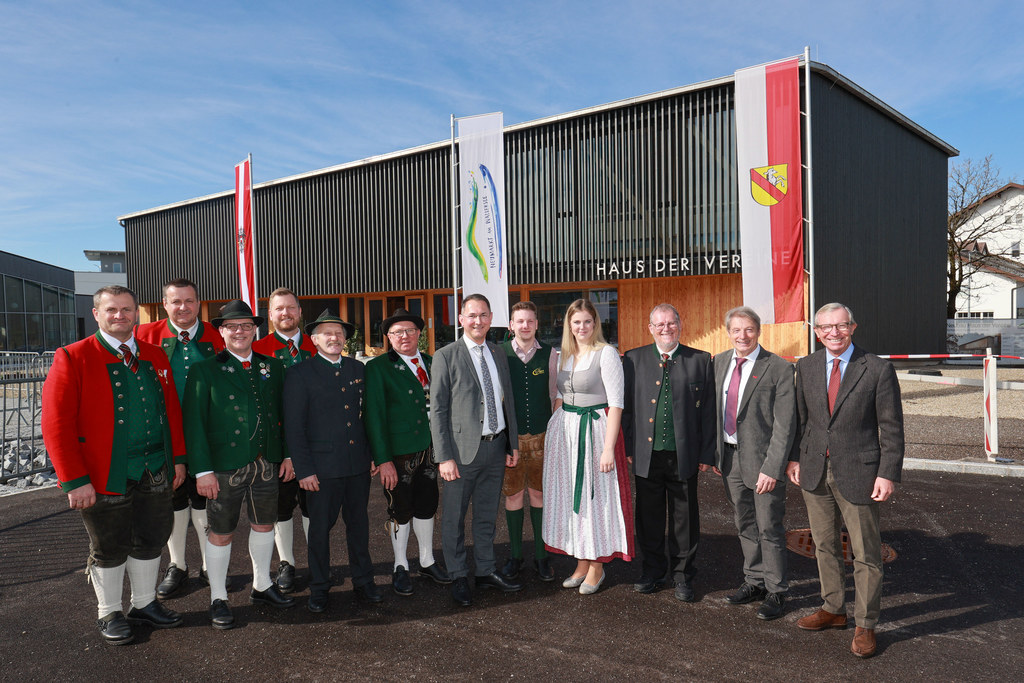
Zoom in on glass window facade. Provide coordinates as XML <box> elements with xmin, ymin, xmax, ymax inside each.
<box><xmin>530</xmin><ymin>288</ymin><xmax>618</xmax><ymax>349</ymax></box>
<box><xmin>0</xmin><ymin>273</ymin><xmax>76</xmax><ymax>351</ymax></box>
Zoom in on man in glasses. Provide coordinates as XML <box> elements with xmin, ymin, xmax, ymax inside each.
<box><xmin>365</xmin><ymin>307</ymin><xmax>451</xmax><ymax>597</ymax></box>
<box><xmin>253</xmin><ymin>287</ymin><xmax>316</xmax><ymax>594</ymax></box>
<box><xmin>183</xmin><ymin>300</ymin><xmax>295</xmax><ymax>630</ymax></box>
<box><xmin>135</xmin><ymin>278</ymin><xmax>224</xmax><ymax>598</ymax></box>
<box><xmin>622</xmin><ymin>303</ymin><xmax>716</xmax><ymax>603</ymax></box>
<box><xmin>786</xmin><ymin>303</ymin><xmax>904</xmax><ymax>659</ymax></box>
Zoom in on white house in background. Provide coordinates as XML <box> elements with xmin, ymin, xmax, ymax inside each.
<box><xmin>956</xmin><ymin>183</ymin><xmax>1024</xmax><ymax>319</ymax></box>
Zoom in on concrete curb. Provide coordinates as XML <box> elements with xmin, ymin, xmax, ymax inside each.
<box><xmin>904</xmin><ymin>456</ymin><xmax>1024</xmax><ymax>477</ymax></box>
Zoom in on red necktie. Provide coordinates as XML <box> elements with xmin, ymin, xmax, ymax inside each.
<box><xmin>119</xmin><ymin>344</ymin><xmax>139</xmax><ymax>374</ymax></box>
<box><xmin>827</xmin><ymin>358</ymin><xmax>841</xmax><ymax>415</ymax></box>
<box><xmin>724</xmin><ymin>357</ymin><xmax>745</xmax><ymax>435</ymax></box>
<box><xmin>180</xmin><ymin>330</ymin><xmax>190</xmax><ymax>344</ymax></box>
<box><xmin>411</xmin><ymin>357</ymin><xmax>429</xmax><ymax>388</ymax></box>
<box><xmin>242</xmin><ymin>360</ymin><xmax>252</xmax><ymax>370</ymax></box>
<box><xmin>287</xmin><ymin>339</ymin><xmax>298</xmax><ymax>358</ymax></box>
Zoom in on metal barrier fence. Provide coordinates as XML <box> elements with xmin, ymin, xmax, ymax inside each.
<box><xmin>2</xmin><ymin>352</ymin><xmax>54</xmax><ymax>483</ymax></box>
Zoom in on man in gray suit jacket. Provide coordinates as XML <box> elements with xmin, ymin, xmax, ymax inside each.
<box><xmin>430</xmin><ymin>294</ymin><xmax>522</xmax><ymax>607</ymax></box>
<box><xmin>786</xmin><ymin>303</ymin><xmax>904</xmax><ymax>659</ymax></box>
<box><xmin>713</xmin><ymin>306</ymin><xmax>797</xmax><ymax>621</ymax></box>
<box><xmin>283</xmin><ymin>311</ymin><xmax>382</xmax><ymax>614</ymax></box>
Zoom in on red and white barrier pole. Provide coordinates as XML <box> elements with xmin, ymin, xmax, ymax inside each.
<box><xmin>984</xmin><ymin>348</ymin><xmax>999</xmax><ymax>461</ymax></box>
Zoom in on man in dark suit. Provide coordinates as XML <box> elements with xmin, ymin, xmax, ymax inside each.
<box><xmin>183</xmin><ymin>300</ymin><xmax>296</xmax><ymax>629</ymax></box>
<box><xmin>284</xmin><ymin>311</ymin><xmax>383</xmax><ymax>613</ymax></box>
<box><xmin>622</xmin><ymin>303</ymin><xmax>716</xmax><ymax>602</ymax></box>
<box><xmin>713</xmin><ymin>306</ymin><xmax>797</xmax><ymax>621</ymax></box>
<box><xmin>429</xmin><ymin>293</ymin><xmax>522</xmax><ymax>606</ymax></box>
<box><xmin>365</xmin><ymin>307</ymin><xmax>451</xmax><ymax>597</ymax></box>
<box><xmin>786</xmin><ymin>302</ymin><xmax>904</xmax><ymax>659</ymax></box>
<box><xmin>136</xmin><ymin>277</ymin><xmax>224</xmax><ymax>598</ymax></box>
<box><xmin>253</xmin><ymin>287</ymin><xmax>316</xmax><ymax>593</ymax></box>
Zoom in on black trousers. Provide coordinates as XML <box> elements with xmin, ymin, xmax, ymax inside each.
<box><xmin>81</xmin><ymin>466</ymin><xmax>172</xmax><ymax>567</ymax></box>
<box><xmin>305</xmin><ymin>473</ymin><xmax>374</xmax><ymax>595</ymax></box>
<box><xmin>171</xmin><ymin>474</ymin><xmax>206</xmax><ymax>511</ymax></box>
<box><xmin>634</xmin><ymin>450</ymin><xmax>699</xmax><ymax>584</ymax></box>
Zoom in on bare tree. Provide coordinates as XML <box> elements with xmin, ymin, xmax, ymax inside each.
<box><xmin>947</xmin><ymin>156</ymin><xmax>1021</xmax><ymax>318</ymax></box>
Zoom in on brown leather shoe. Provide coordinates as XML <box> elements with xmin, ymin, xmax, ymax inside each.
<box><xmin>797</xmin><ymin>609</ymin><xmax>848</xmax><ymax>631</ymax></box>
<box><xmin>851</xmin><ymin>627</ymin><xmax>877</xmax><ymax>658</ymax></box>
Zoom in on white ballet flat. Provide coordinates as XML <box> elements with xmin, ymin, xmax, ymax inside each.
<box><xmin>562</xmin><ymin>575</ymin><xmax>586</xmax><ymax>589</ymax></box>
<box><xmin>579</xmin><ymin>571</ymin><xmax>606</xmax><ymax>595</ymax></box>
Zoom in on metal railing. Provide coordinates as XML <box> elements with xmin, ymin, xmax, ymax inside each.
<box><xmin>2</xmin><ymin>352</ymin><xmax>54</xmax><ymax>483</ymax></box>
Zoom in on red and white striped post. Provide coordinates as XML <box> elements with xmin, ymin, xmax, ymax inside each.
<box><xmin>984</xmin><ymin>348</ymin><xmax>999</xmax><ymax>461</ymax></box>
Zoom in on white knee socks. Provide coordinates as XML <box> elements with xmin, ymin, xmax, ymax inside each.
<box><xmin>89</xmin><ymin>563</ymin><xmax>126</xmax><ymax>618</ymax></box>
<box><xmin>249</xmin><ymin>529</ymin><xmax>275</xmax><ymax>592</ymax></box>
<box><xmin>391</xmin><ymin>522</ymin><xmax>411</xmax><ymax>571</ymax></box>
<box><xmin>205</xmin><ymin>541</ymin><xmax>232</xmax><ymax>602</ymax></box>
<box><xmin>126</xmin><ymin>556</ymin><xmax>160</xmax><ymax>609</ymax></box>
<box><xmin>412</xmin><ymin>516</ymin><xmax>437</xmax><ymax>568</ymax></box>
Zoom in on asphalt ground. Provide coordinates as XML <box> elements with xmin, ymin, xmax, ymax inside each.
<box><xmin>2</xmin><ymin>457</ymin><xmax>1023</xmax><ymax>682</ymax></box>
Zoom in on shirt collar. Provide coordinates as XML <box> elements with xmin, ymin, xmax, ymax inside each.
<box><xmin>734</xmin><ymin>345</ymin><xmax>761</xmax><ymax>363</ymax></box>
<box><xmin>828</xmin><ymin>344</ymin><xmax>855</xmax><ymax>366</ymax></box>
<box><xmin>512</xmin><ymin>337</ymin><xmax>541</xmax><ymax>354</ymax></box>
<box><xmin>169</xmin><ymin>319</ymin><xmax>201</xmax><ymax>340</ymax></box>
<box><xmin>655</xmin><ymin>343</ymin><xmax>679</xmax><ymax>358</ymax></box>
<box><xmin>462</xmin><ymin>334</ymin><xmax>488</xmax><ymax>352</ymax></box>
<box><xmin>99</xmin><ymin>330</ymin><xmax>136</xmax><ymax>355</ymax></box>
<box><xmin>228</xmin><ymin>350</ymin><xmax>253</xmax><ymax>364</ymax></box>
<box><xmin>277</xmin><ymin>330</ymin><xmax>303</xmax><ymax>347</ymax></box>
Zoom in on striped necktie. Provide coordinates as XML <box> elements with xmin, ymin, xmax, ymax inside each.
<box><xmin>119</xmin><ymin>344</ymin><xmax>139</xmax><ymax>373</ymax></box>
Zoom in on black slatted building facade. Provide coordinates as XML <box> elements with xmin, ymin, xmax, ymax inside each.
<box><xmin>121</xmin><ymin>61</ymin><xmax>955</xmax><ymax>357</ymax></box>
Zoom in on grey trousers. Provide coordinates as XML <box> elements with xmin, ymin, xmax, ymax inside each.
<box><xmin>722</xmin><ymin>454</ymin><xmax>788</xmax><ymax>594</ymax></box>
<box><xmin>802</xmin><ymin>460</ymin><xmax>883</xmax><ymax>628</ymax></box>
<box><xmin>440</xmin><ymin>434</ymin><xmax>507</xmax><ymax>579</ymax></box>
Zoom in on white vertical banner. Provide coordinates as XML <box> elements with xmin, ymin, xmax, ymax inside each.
<box><xmin>457</xmin><ymin>112</ymin><xmax>509</xmax><ymax>325</ymax></box>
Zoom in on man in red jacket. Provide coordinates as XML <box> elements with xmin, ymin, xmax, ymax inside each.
<box><xmin>252</xmin><ymin>287</ymin><xmax>315</xmax><ymax>592</ymax></box>
<box><xmin>135</xmin><ymin>277</ymin><xmax>224</xmax><ymax>598</ymax></box>
<box><xmin>43</xmin><ymin>286</ymin><xmax>187</xmax><ymax>646</ymax></box>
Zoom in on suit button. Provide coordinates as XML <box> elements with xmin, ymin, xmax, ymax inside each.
<box><xmin>235</xmin><ymin>430</ymin><xmax>241</xmax><ymax>435</ymax></box>
<box><xmin>230</xmin><ymin>442</ymin><xmax>236</xmax><ymax>447</ymax></box>
<box><xmin>347</xmin><ymin>422</ymin><xmax>352</xmax><ymax>427</ymax></box>
<box><xmin>647</xmin><ymin>437</ymin><xmax>653</xmax><ymax>442</ymax></box>
<box><xmin>345</xmin><ymin>405</ymin><xmax>349</xmax><ymax>410</ymax></box>
<box><xmin>656</xmin><ymin>381</ymin><xmax>661</xmax><ymax>386</ymax></box>
<box><xmin>228</xmin><ymin>395</ymin><xmax>235</xmax><ymax>400</ymax></box>
<box><xmin>649</xmin><ymin>418</ymin><xmax>654</xmax><ymax>423</ymax></box>
<box><xmin>349</xmin><ymin>440</ymin><xmax>355</xmax><ymax>445</ymax></box>
<box><xmin>650</xmin><ymin>399</ymin><xmax>656</xmax><ymax>404</ymax></box>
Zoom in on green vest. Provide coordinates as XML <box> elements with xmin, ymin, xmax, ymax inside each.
<box><xmin>653</xmin><ymin>346</ymin><xmax>676</xmax><ymax>451</ymax></box>
<box><xmin>503</xmin><ymin>340</ymin><xmax>553</xmax><ymax>435</ymax></box>
<box><xmin>101</xmin><ymin>337</ymin><xmax>166</xmax><ymax>479</ymax></box>
<box><xmin>167</xmin><ymin>323</ymin><xmax>215</xmax><ymax>404</ymax></box>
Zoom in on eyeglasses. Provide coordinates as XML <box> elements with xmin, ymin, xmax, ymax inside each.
<box><xmin>388</xmin><ymin>328</ymin><xmax>419</xmax><ymax>337</ymax></box>
<box><xmin>222</xmin><ymin>323</ymin><xmax>255</xmax><ymax>332</ymax></box>
<box><xmin>649</xmin><ymin>322</ymin><xmax>679</xmax><ymax>331</ymax></box>
<box><xmin>462</xmin><ymin>313</ymin><xmax>491</xmax><ymax>321</ymax></box>
<box><xmin>814</xmin><ymin>323</ymin><xmax>853</xmax><ymax>333</ymax></box>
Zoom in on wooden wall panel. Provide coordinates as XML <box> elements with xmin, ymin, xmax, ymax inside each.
<box><xmin>617</xmin><ymin>274</ymin><xmax>807</xmax><ymax>357</ymax></box>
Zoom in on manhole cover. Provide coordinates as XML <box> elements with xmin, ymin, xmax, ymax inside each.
<box><xmin>786</xmin><ymin>528</ymin><xmax>897</xmax><ymax>564</ymax></box>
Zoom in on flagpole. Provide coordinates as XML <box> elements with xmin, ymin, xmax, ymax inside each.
<box><xmin>803</xmin><ymin>47</ymin><xmax>816</xmax><ymax>353</ymax></box>
<box><xmin>248</xmin><ymin>153</ymin><xmax>259</xmax><ymax>318</ymax></box>
<box><xmin>450</xmin><ymin>115</ymin><xmax>461</xmax><ymax>340</ymax></box>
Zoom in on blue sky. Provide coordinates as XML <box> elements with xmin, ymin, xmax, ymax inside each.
<box><xmin>3</xmin><ymin>0</ymin><xmax>1023</xmax><ymax>271</ymax></box>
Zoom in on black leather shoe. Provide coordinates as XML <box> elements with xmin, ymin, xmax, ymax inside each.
<box><xmin>354</xmin><ymin>581</ymin><xmax>384</xmax><ymax>604</ymax></box>
<box><xmin>276</xmin><ymin>561</ymin><xmax>296</xmax><ymax>594</ymax></box>
<box><xmin>97</xmin><ymin>611</ymin><xmax>134</xmax><ymax>645</ymax></box>
<box><xmin>393</xmin><ymin>566</ymin><xmax>414</xmax><ymax>596</ymax></box>
<box><xmin>757</xmin><ymin>592</ymin><xmax>785</xmax><ymax>621</ymax></box>
<box><xmin>197</xmin><ymin>568</ymin><xmax>210</xmax><ymax>586</ymax></box>
<box><xmin>726</xmin><ymin>582</ymin><xmax>767</xmax><ymax>605</ymax></box>
<box><xmin>533</xmin><ymin>557</ymin><xmax>555</xmax><ymax>582</ymax></box>
<box><xmin>633</xmin><ymin>577</ymin><xmax>667</xmax><ymax>594</ymax></box>
<box><xmin>475</xmin><ymin>571</ymin><xmax>523</xmax><ymax>592</ymax></box>
<box><xmin>307</xmin><ymin>592</ymin><xmax>329</xmax><ymax>614</ymax></box>
<box><xmin>156</xmin><ymin>564</ymin><xmax>188</xmax><ymax>598</ymax></box>
<box><xmin>418</xmin><ymin>561</ymin><xmax>453</xmax><ymax>585</ymax></box>
<box><xmin>451</xmin><ymin>577</ymin><xmax>472</xmax><ymax>607</ymax></box>
<box><xmin>674</xmin><ymin>581</ymin><xmax>695</xmax><ymax>603</ymax></box>
<box><xmin>127</xmin><ymin>600</ymin><xmax>183</xmax><ymax>628</ymax></box>
<box><xmin>209</xmin><ymin>599</ymin><xmax>235</xmax><ymax>630</ymax></box>
<box><xmin>501</xmin><ymin>557</ymin><xmax>522</xmax><ymax>580</ymax></box>
<box><xmin>251</xmin><ymin>584</ymin><xmax>296</xmax><ymax>609</ymax></box>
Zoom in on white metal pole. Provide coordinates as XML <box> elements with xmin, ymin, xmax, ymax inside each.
<box><xmin>450</xmin><ymin>115</ymin><xmax>461</xmax><ymax>340</ymax></box>
<box><xmin>984</xmin><ymin>348</ymin><xmax>999</xmax><ymax>460</ymax></box>
<box><xmin>248</xmin><ymin>153</ymin><xmax>259</xmax><ymax>315</ymax></box>
<box><xmin>803</xmin><ymin>46</ymin><xmax>816</xmax><ymax>352</ymax></box>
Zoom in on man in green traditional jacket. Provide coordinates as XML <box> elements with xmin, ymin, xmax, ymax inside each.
<box><xmin>365</xmin><ymin>307</ymin><xmax>451</xmax><ymax>597</ymax></box>
<box><xmin>183</xmin><ymin>299</ymin><xmax>296</xmax><ymax>630</ymax></box>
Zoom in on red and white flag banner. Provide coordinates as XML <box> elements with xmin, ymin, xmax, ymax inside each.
<box><xmin>234</xmin><ymin>157</ymin><xmax>258</xmax><ymax>313</ymax></box>
<box><xmin>734</xmin><ymin>57</ymin><xmax>804</xmax><ymax>324</ymax></box>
